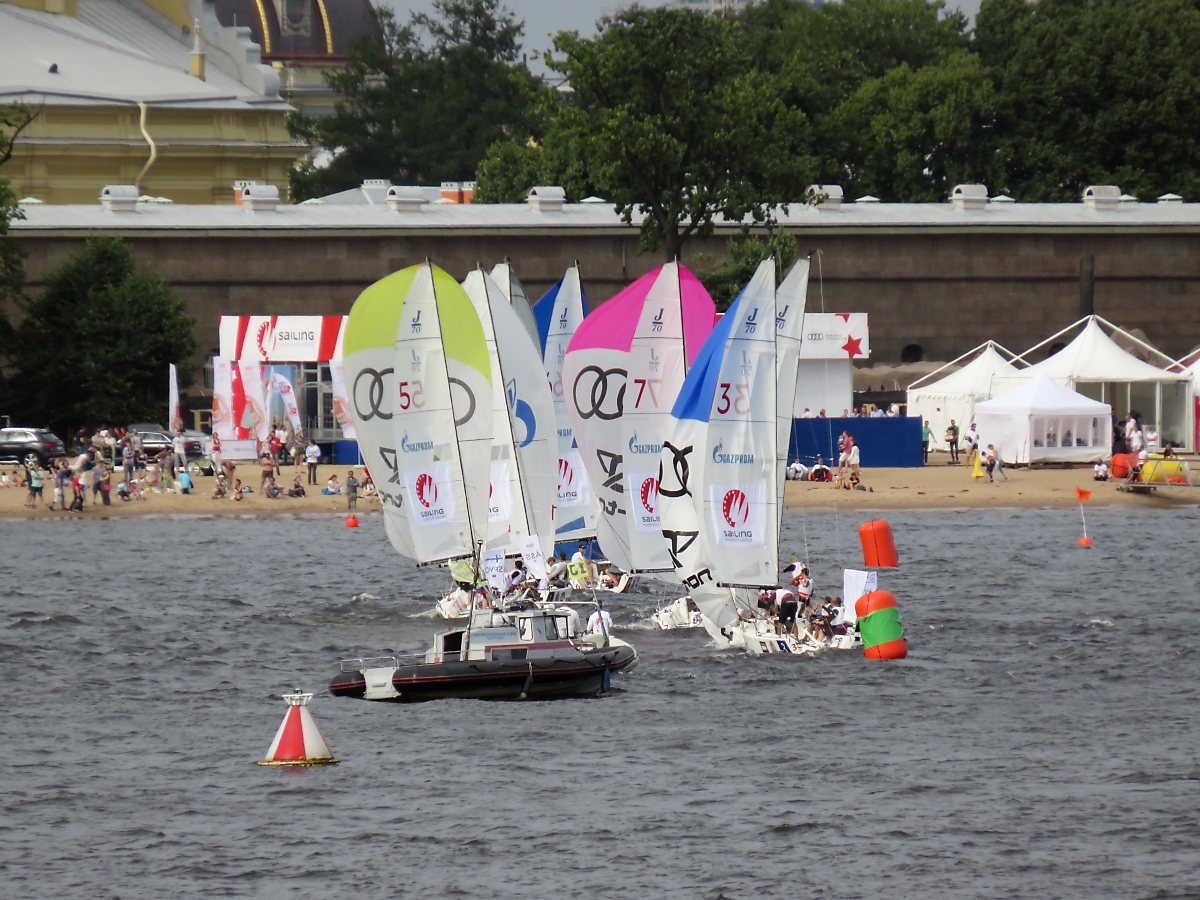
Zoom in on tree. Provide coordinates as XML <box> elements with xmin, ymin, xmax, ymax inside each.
<box><xmin>0</xmin><ymin>178</ymin><xmax>22</xmax><ymax>358</ymax></box>
<box><xmin>9</xmin><ymin>238</ymin><xmax>196</xmax><ymax>431</ymax></box>
<box><xmin>1</xmin><ymin>102</ymin><xmax>37</xmax><ymax>168</ymax></box>
<box><xmin>975</xmin><ymin>0</ymin><xmax>1200</xmax><ymax>200</ymax></box>
<box><xmin>536</xmin><ymin>7</ymin><xmax>811</xmax><ymax>258</ymax></box>
<box><xmin>289</xmin><ymin>1</ymin><xmax>538</xmax><ymax>200</ymax></box>
<box><xmin>697</xmin><ymin>229</ymin><xmax>799</xmax><ymax>310</ymax></box>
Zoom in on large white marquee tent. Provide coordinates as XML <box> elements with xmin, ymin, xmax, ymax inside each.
<box><xmin>990</xmin><ymin>317</ymin><xmax>1193</xmax><ymax>451</ymax></box>
<box><xmin>974</xmin><ymin>373</ymin><xmax>1113</xmax><ymax>464</ymax></box>
<box><xmin>906</xmin><ymin>341</ymin><xmax>1023</xmax><ymax>449</ymax></box>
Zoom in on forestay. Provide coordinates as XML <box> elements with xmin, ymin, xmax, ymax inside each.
<box><xmin>532</xmin><ymin>266</ymin><xmax>597</xmax><ymax>545</ymax></box>
<box><xmin>462</xmin><ymin>269</ymin><xmax>557</xmax><ymax>560</ymax></box>
<box><xmin>563</xmin><ymin>263</ymin><xmax>715</xmax><ymax>572</ymax></box>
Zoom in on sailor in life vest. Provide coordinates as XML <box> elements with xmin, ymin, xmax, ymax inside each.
<box><xmin>504</xmin><ymin>559</ymin><xmax>527</xmax><ymax>595</ymax></box>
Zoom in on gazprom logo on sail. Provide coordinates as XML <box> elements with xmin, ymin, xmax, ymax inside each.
<box><xmin>712</xmin><ymin>440</ymin><xmax>754</xmax><ymax>465</ymax></box>
<box><xmin>558</xmin><ymin>427</ymin><xmax>573</xmax><ymax>438</ymax></box>
<box><xmin>628</xmin><ymin>432</ymin><xmax>662</xmax><ymax>455</ymax></box>
<box><xmin>401</xmin><ymin>431</ymin><xmax>435</xmax><ymax>453</ymax></box>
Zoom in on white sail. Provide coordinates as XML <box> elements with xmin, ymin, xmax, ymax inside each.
<box><xmin>532</xmin><ymin>266</ymin><xmax>598</xmax><ymax>546</ymax></box>
<box><xmin>463</xmin><ymin>269</ymin><xmax>558</xmax><ymax>559</ymax></box>
<box><xmin>774</xmin><ymin>260</ymin><xmax>809</xmax><ymax>524</ymax></box>
<box><xmin>658</xmin><ymin>260</ymin><xmax>779</xmax><ymax>636</ymax></box>
<box><xmin>489</xmin><ymin>262</ymin><xmax>541</xmax><ymax>349</ymax></box>
<box><xmin>562</xmin><ymin>263</ymin><xmax>715</xmax><ymax>571</ymax></box>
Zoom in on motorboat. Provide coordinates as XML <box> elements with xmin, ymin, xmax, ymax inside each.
<box><xmin>330</xmin><ymin>606</ymin><xmax>638</xmax><ymax>702</ymax></box>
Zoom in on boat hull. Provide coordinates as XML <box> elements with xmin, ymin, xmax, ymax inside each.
<box><xmin>330</xmin><ymin>644</ymin><xmax>637</xmax><ymax>703</ymax></box>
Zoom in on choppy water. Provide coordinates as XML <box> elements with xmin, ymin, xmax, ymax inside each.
<box><xmin>3</xmin><ymin>507</ymin><xmax>1200</xmax><ymax>898</ymax></box>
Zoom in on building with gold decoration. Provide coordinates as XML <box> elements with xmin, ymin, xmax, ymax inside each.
<box><xmin>0</xmin><ymin>0</ymin><xmax>376</xmax><ymax>203</ymax></box>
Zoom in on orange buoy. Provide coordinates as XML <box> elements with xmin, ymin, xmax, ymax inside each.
<box><xmin>345</xmin><ymin>515</ymin><xmax>358</xmax><ymax>528</ymax></box>
<box><xmin>855</xmin><ymin>591</ymin><xmax>908</xmax><ymax>659</ymax></box>
<box><xmin>1078</xmin><ymin>537</ymin><xmax>1093</xmax><ymax>548</ymax></box>
<box><xmin>259</xmin><ymin>690</ymin><xmax>338</xmax><ymax>767</ymax></box>
<box><xmin>858</xmin><ymin>520</ymin><xmax>899</xmax><ymax>569</ymax></box>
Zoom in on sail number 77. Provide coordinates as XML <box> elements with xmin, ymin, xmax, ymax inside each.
<box><xmin>633</xmin><ymin>378</ymin><xmax>661</xmax><ymax>408</ymax></box>
<box><xmin>715</xmin><ymin>383</ymin><xmax>750</xmax><ymax>416</ymax></box>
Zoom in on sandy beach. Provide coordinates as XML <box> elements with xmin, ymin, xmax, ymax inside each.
<box><xmin>1</xmin><ymin>457</ymin><xmax>1196</xmax><ymax>519</ymax></box>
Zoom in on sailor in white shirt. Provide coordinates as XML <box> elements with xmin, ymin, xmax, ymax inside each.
<box><xmin>586</xmin><ymin>604</ymin><xmax>613</xmax><ymax>635</ymax></box>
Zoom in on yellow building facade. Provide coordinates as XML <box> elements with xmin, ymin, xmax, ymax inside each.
<box><xmin>0</xmin><ymin>0</ymin><xmax>375</xmax><ymax>203</ymax></box>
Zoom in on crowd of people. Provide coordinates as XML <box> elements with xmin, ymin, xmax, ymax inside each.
<box><xmin>785</xmin><ymin>431</ymin><xmax>870</xmax><ymax>491</ymax></box>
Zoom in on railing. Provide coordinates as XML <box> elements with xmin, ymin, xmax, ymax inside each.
<box><xmin>340</xmin><ymin>656</ymin><xmax>400</xmax><ymax>672</ymax></box>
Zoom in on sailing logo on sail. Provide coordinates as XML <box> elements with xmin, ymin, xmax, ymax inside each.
<box><xmin>651</xmin><ymin>308</ymin><xmax>665</xmax><ymax>332</ymax></box>
<box><xmin>410</xmin><ymin>310</ymin><xmax>422</xmax><ymax>333</ymax></box>
<box><xmin>558</xmin><ymin>306</ymin><xmax>569</xmax><ymax>330</ymax></box>
<box><xmin>405</xmin><ymin>465</ymin><xmax>456</xmax><ymax>526</ymax></box>
<box><xmin>410</xmin><ymin>349</ymin><xmax>422</xmax><ymax>372</ymax></box>
<box><xmin>628</xmin><ymin>471</ymin><xmax>660</xmax><ymax>532</ymax></box>
<box><xmin>711</xmin><ymin>440</ymin><xmax>754</xmax><ymax>465</ymax></box>
<box><xmin>743</xmin><ymin>308</ymin><xmax>759</xmax><ymax>334</ymax></box>
<box><xmin>648</xmin><ymin>348</ymin><xmax>661</xmax><ymax>373</ymax></box>
<box><xmin>628</xmin><ymin>432</ymin><xmax>662</xmax><ymax>455</ymax></box>
<box><xmin>711</xmin><ymin>481</ymin><xmax>766</xmax><ymax>547</ymax></box>
<box><xmin>740</xmin><ymin>351</ymin><xmax>753</xmax><ymax>377</ymax></box>
<box><xmin>776</xmin><ymin>304</ymin><xmax>790</xmax><ymax>330</ymax></box>
<box><xmin>556</xmin><ymin>451</ymin><xmax>589</xmax><ymax>507</ymax></box>
<box><xmin>506</xmin><ymin>378</ymin><xmax>537</xmax><ymax>447</ymax></box>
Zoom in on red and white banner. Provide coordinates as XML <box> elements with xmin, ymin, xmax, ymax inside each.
<box><xmin>212</xmin><ymin>357</ymin><xmax>236</xmax><ymax>440</ymax></box>
<box><xmin>798</xmin><ymin>313</ymin><xmax>870</xmax><ymax>360</ymax></box>
<box><xmin>219</xmin><ymin>316</ymin><xmax>346</xmax><ymax>362</ymax></box>
<box><xmin>270</xmin><ymin>371</ymin><xmax>302</xmax><ymax>432</ymax></box>
<box><xmin>235</xmin><ymin>361</ymin><xmax>271</xmax><ymax>441</ymax></box>
<box><xmin>168</xmin><ymin>363</ymin><xmax>182</xmax><ymax>432</ymax></box>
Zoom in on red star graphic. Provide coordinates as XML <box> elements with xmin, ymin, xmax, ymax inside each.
<box><xmin>842</xmin><ymin>335</ymin><xmax>863</xmax><ymax>358</ymax></box>
<box><xmin>836</xmin><ymin>313</ymin><xmax>851</xmax><ymax>322</ymax></box>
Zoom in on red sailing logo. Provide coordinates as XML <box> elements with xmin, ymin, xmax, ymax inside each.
<box><xmin>255</xmin><ymin>320</ymin><xmax>276</xmax><ymax>358</ymax></box>
<box><xmin>722</xmin><ymin>489</ymin><xmax>750</xmax><ymax>528</ymax></box>
<box><xmin>558</xmin><ymin>457</ymin><xmax>574</xmax><ymax>488</ymax></box>
<box><xmin>640</xmin><ymin>476</ymin><xmax>659</xmax><ymax>514</ymax></box>
<box><xmin>415</xmin><ymin>472</ymin><xmax>438</xmax><ymax>508</ymax></box>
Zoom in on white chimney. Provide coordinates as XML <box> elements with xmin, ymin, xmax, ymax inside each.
<box><xmin>99</xmin><ymin>185</ymin><xmax>139</xmax><ymax>212</ymax></box>
<box><xmin>241</xmin><ymin>183</ymin><xmax>279</xmax><ymax>211</ymax></box>
<box><xmin>527</xmin><ymin>186</ymin><xmax>566</xmax><ymax>212</ymax></box>
<box><xmin>805</xmin><ymin>184</ymin><xmax>843</xmax><ymax>209</ymax></box>
<box><xmin>386</xmin><ymin>185</ymin><xmax>427</xmax><ymax>212</ymax></box>
<box><xmin>1082</xmin><ymin>185</ymin><xmax>1121</xmax><ymax>210</ymax></box>
<box><xmin>951</xmin><ymin>184</ymin><xmax>988</xmax><ymax>211</ymax></box>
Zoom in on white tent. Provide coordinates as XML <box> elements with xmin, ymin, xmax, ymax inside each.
<box><xmin>906</xmin><ymin>342</ymin><xmax>1022</xmax><ymax>449</ymax></box>
<box><xmin>975</xmin><ymin>373</ymin><xmax>1112</xmax><ymax>464</ymax></box>
<box><xmin>992</xmin><ymin>317</ymin><xmax>1193</xmax><ymax>451</ymax></box>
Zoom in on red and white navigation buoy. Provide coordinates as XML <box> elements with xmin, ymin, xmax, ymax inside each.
<box><xmin>345</xmin><ymin>515</ymin><xmax>359</xmax><ymax>528</ymax></box>
<box><xmin>258</xmin><ymin>690</ymin><xmax>339</xmax><ymax>767</ymax></box>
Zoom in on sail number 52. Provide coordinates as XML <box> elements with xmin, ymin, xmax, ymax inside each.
<box><xmin>715</xmin><ymin>383</ymin><xmax>750</xmax><ymax>416</ymax></box>
<box><xmin>398</xmin><ymin>380</ymin><xmax>425</xmax><ymax>410</ymax></box>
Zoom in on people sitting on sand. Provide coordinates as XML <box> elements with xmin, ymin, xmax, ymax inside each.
<box><xmin>287</xmin><ymin>476</ymin><xmax>306</xmax><ymax>498</ymax></box>
<box><xmin>1162</xmin><ymin>443</ymin><xmax>1178</xmax><ymax>459</ymax></box>
<box><xmin>786</xmin><ymin>458</ymin><xmax>807</xmax><ymax>480</ymax></box>
<box><xmin>324</xmin><ymin>474</ymin><xmax>341</xmax><ymax>495</ymax></box>
<box><xmin>211</xmin><ymin>475</ymin><xmax>228</xmax><ymax>499</ymax></box>
<box><xmin>1093</xmin><ymin>459</ymin><xmax>1109</xmax><ymax>481</ymax></box>
<box><xmin>231</xmin><ymin>478</ymin><xmax>244</xmax><ymax>501</ymax></box>
<box><xmin>264</xmin><ymin>476</ymin><xmax>283</xmax><ymax>500</ymax></box>
<box><xmin>809</xmin><ymin>458</ymin><xmax>831</xmax><ymax>482</ymax></box>
<box><xmin>361</xmin><ymin>475</ymin><xmax>376</xmax><ymax>497</ymax></box>
<box><xmin>176</xmin><ymin>469</ymin><xmax>193</xmax><ymax>495</ymax></box>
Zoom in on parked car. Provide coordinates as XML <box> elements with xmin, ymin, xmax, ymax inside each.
<box><xmin>139</xmin><ymin>430</ymin><xmax>204</xmax><ymax>460</ymax></box>
<box><xmin>0</xmin><ymin>427</ymin><xmax>67</xmax><ymax>469</ymax></box>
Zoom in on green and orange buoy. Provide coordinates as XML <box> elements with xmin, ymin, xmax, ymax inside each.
<box><xmin>855</xmin><ymin>591</ymin><xmax>908</xmax><ymax>660</ymax></box>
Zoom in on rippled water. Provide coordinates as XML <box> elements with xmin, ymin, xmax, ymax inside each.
<box><xmin>3</xmin><ymin>507</ymin><xmax>1199</xmax><ymax>898</ymax></box>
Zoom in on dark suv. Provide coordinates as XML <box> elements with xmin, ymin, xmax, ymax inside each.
<box><xmin>137</xmin><ymin>430</ymin><xmax>203</xmax><ymax>459</ymax></box>
<box><xmin>0</xmin><ymin>427</ymin><xmax>67</xmax><ymax>468</ymax></box>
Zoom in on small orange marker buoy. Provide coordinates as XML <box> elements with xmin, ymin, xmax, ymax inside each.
<box><xmin>345</xmin><ymin>515</ymin><xmax>358</xmax><ymax>528</ymax></box>
<box><xmin>1078</xmin><ymin>537</ymin><xmax>1093</xmax><ymax>548</ymax></box>
<box><xmin>259</xmin><ymin>690</ymin><xmax>338</xmax><ymax>767</ymax></box>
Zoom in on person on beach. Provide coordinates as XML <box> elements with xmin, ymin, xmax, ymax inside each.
<box><xmin>305</xmin><ymin>439</ymin><xmax>320</xmax><ymax>485</ymax></box>
<box><xmin>259</xmin><ymin>453</ymin><xmax>275</xmax><ymax>494</ymax></box>
<box><xmin>945</xmin><ymin>420</ymin><xmax>960</xmax><ymax>463</ymax></box>
<box><xmin>291</xmin><ymin>434</ymin><xmax>304</xmax><ymax>471</ymax></box>
<box><xmin>287</xmin><ymin>476</ymin><xmax>306</xmax><ymax>498</ymax></box>
<box><xmin>97</xmin><ymin>465</ymin><xmax>111</xmax><ymax>505</ymax></box>
<box><xmin>809</xmin><ymin>458</ymin><xmax>830</xmax><ymax>482</ymax></box>
<box><xmin>847</xmin><ymin>437</ymin><xmax>861</xmax><ymax>478</ymax></box>
<box><xmin>324</xmin><ymin>474</ymin><xmax>341</xmax><ymax>495</ymax></box>
<box><xmin>361</xmin><ymin>474</ymin><xmax>376</xmax><ymax>497</ymax></box>
<box><xmin>25</xmin><ymin>465</ymin><xmax>43</xmax><ymax>508</ymax></box>
<box><xmin>263</xmin><ymin>476</ymin><xmax>282</xmax><ymax>499</ymax></box>
<box><xmin>1145</xmin><ymin>425</ymin><xmax>1159</xmax><ymax>454</ymax></box>
<box><xmin>231</xmin><ymin>478</ymin><xmax>244</xmax><ymax>501</ymax></box>
<box><xmin>121</xmin><ymin>441</ymin><xmax>135</xmax><ymax>486</ymax></box>
<box><xmin>69</xmin><ymin>471</ymin><xmax>84</xmax><ymax>511</ymax></box>
<box><xmin>211</xmin><ymin>475</ymin><xmax>228</xmax><ymax>499</ymax></box>
<box><xmin>177</xmin><ymin>469</ymin><xmax>194</xmax><ymax>495</ymax></box>
<box><xmin>173</xmin><ymin>431</ymin><xmax>187</xmax><ymax>473</ymax></box>
<box><xmin>1093</xmin><ymin>458</ymin><xmax>1109</xmax><ymax>481</ymax></box>
<box><xmin>921</xmin><ymin>421</ymin><xmax>932</xmax><ymax>464</ymax></box>
<box><xmin>211</xmin><ymin>433</ymin><xmax>221</xmax><ymax>472</ymax></box>
<box><xmin>53</xmin><ymin>463</ymin><xmax>69</xmax><ymax>512</ymax></box>
<box><xmin>346</xmin><ymin>471</ymin><xmax>360</xmax><ymax>510</ymax></box>
<box><xmin>269</xmin><ymin>433</ymin><xmax>283</xmax><ymax>475</ymax></box>
<box><xmin>986</xmin><ymin>444</ymin><xmax>1008</xmax><ymax>482</ymax></box>
<box><xmin>970</xmin><ymin>444</ymin><xmax>985</xmax><ymax>481</ymax></box>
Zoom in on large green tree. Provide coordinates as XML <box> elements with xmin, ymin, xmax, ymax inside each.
<box><xmin>479</xmin><ymin>7</ymin><xmax>810</xmax><ymax>258</ymax></box>
<box><xmin>975</xmin><ymin>0</ymin><xmax>1200</xmax><ymax>200</ymax></box>
<box><xmin>289</xmin><ymin>0</ymin><xmax>537</xmax><ymax>200</ymax></box>
<box><xmin>0</xmin><ymin>103</ymin><xmax>36</xmax><ymax>361</ymax></box>
<box><xmin>9</xmin><ymin>238</ymin><xmax>196</xmax><ymax>431</ymax></box>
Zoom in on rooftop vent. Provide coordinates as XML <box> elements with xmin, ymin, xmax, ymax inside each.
<box><xmin>1158</xmin><ymin>193</ymin><xmax>1183</xmax><ymax>204</ymax></box>
<box><xmin>100</xmin><ymin>185</ymin><xmax>139</xmax><ymax>212</ymax></box>
<box><xmin>855</xmin><ymin>194</ymin><xmax>880</xmax><ymax>204</ymax></box>
<box><xmin>460</xmin><ymin>181</ymin><xmax>475</xmax><ymax>204</ymax></box>
<box><xmin>806</xmin><ymin>184</ymin><xmax>843</xmax><ymax>209</ymax></box>
<box><xmin>386</xmin><ymin>185</ymin><xmax>427</xmax><ymax>212</ymax></box>
<box><xmin>440</xmin><ymin>181</ymin><xmax>465</xmax><ymax>204</ymax></box>
<box><xmin>1082</xmin><ymin>185</ymin><xmax>1121</xmax><ymax>211</ymax></box>
<box><xmin>951</xmin><ymin>184</ymin><xmax>988</xmax><ymax>211</ymax></box>
<box><xmin>527</xmin><ymin>185</ymin><xmax>566</xmax><ymax>212</ymax></box>
<box><xmin>989</xmin><ymin>194</ymin><xmax>1015</xmax><ymax>203</ymax></box>
<box><xmin>232</xmin><ymin>180</ymin><xmax>261</xmax><ymax>205</ymax></box>
<box><xmin>362</xmin><ymin>179</ymin><xmax>392</xmax><ymax>190</ymax></box>
<box><xmin>241</xmin><ymin>183</ymin><xmax>279</xmax><ymax>211</ymax></box>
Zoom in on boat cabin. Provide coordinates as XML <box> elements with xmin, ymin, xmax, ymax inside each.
<box><xmin>425</xmin><ymin>608</ymin><xmax>577</xmax><ymax>663</ymax></box>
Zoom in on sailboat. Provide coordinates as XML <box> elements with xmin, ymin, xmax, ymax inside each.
<box><xmin>561</xmin><ymin>262</ymin><xmax>716</xmax><ymax>589</ymax></box>
<box><xmin>656</xmin><ymin>257</ymin><xmax>830</xmax><ymax>655</ymax></box>
<box><xmin>331</xmin><ymin>261</ymin><xmax>637</xmax><ymax>702</ymax></box>
<box><xmin>435</xmin><ymin>267</ymin><xmax>559</xmax><ymax>619</ymax></box>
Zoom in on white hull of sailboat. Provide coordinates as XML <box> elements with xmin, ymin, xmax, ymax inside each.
<box><xmin>651</xmin><ymin>596</ymin><xmax>707</xmax><ymax>630</ymax></box>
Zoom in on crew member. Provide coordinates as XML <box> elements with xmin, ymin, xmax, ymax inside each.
<box><xmin>504</xmin><ymin>559</ymin><xmax>527</xmax><ymax>595</ymax></box>
<box><xmin>587</xmin><ymin>603</ymin><xmax>613</xmax><ymax>635</ymax></box>
<box><xmin>546</xmin><ymin>551</ymin><xmax>569</xmax><ymax>587</ymax></box>
<box><xmin>775</xmin><ymin>586</ymin><xmax>800</xmax><ymax>637</ymax></box>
